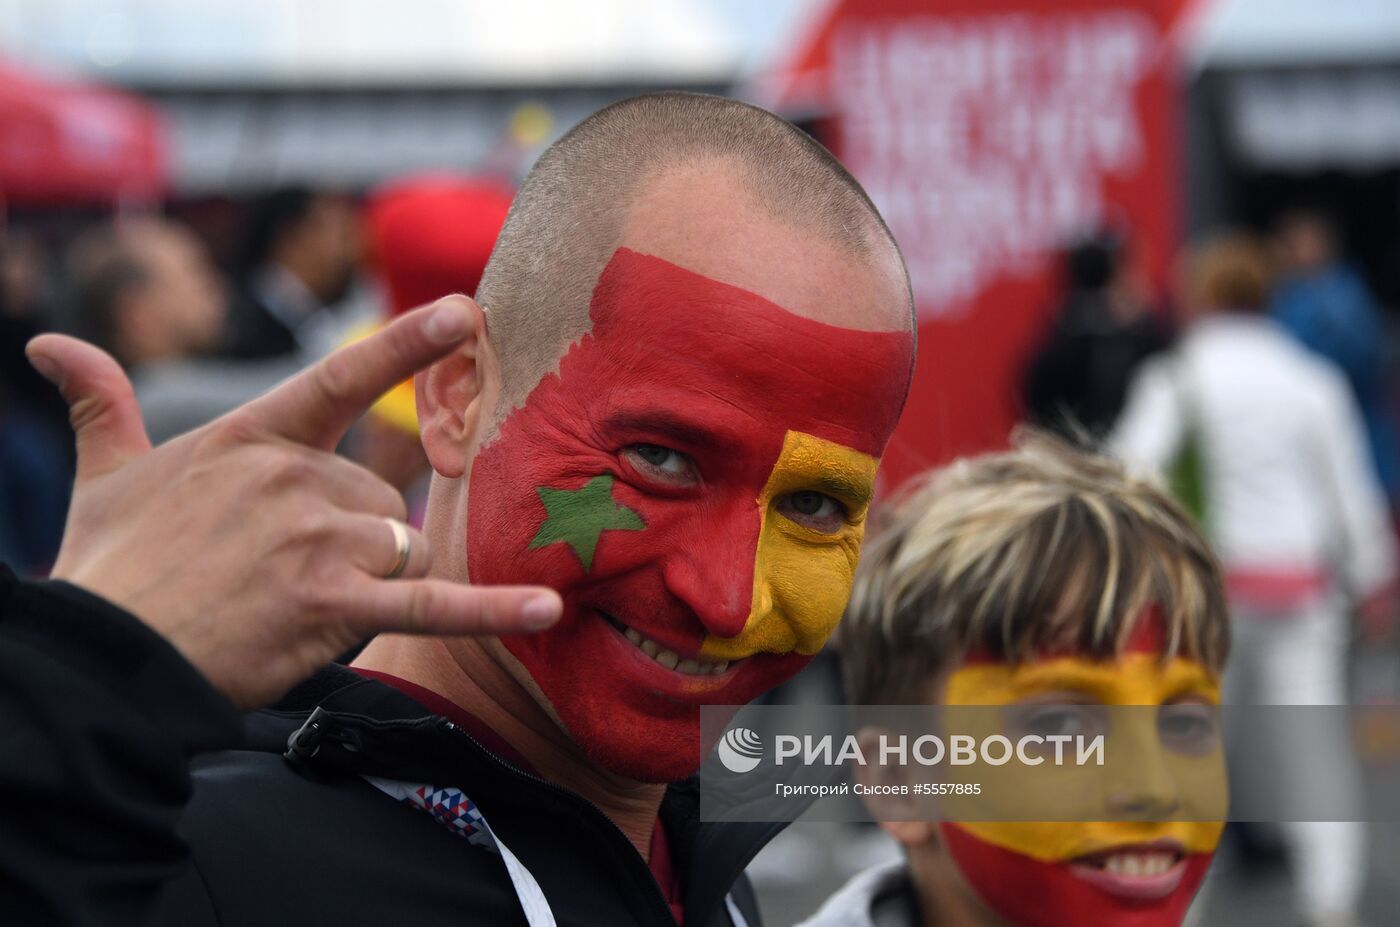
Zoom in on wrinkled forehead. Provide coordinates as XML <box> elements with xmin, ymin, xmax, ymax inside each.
<box><xmin>575</xmin><ymin>247</ymin><xmax>911</xmax><ymax>456</ymax></box>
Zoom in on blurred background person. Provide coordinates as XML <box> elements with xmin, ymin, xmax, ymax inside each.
<box><xmin>1271</xmin><ymin>210</ymin><xmax>1400</xmax><ymax>508</ymax></box>
<box><xmin>1022</xmin><ymin>231</ymin><xmax>1171</xmax><ymax>442</ymax></box>
<box><xmin>222</xmin><ymin>186</ymin><xmax>362</xmax><ymax>360</ymax></box>
<box><xmin>1112</xmin><ymin>233</ymin><xmax>1396</xmax><ymax>927</ymax></box>
<box><xmin>69</xmin><ymin>216</ymin><xmax>299</xmax><ymax>444</ymax></box>
<box><xmin>344</xmin><ymin>174</ymin><xmax>514</xmax><ymax>525</ymax></box>
<box><xmin>0</xmin><ymin>230</ymin><xmax>69</xmax><ymax>574</ymax></box>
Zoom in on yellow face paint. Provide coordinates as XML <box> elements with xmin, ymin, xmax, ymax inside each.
<box><xmin>944</xmin><ymin>654</ymin><xmax>1222</xmax><ymax>708</ymax></box>
<box><xmin>700</xmin><ymin>430</ymin><xmax>877</xmax><ymax>661</ymax></box>
<box><xmin>938</xmin><ymin>653</ymin><xmax>1226</xmax><ymax>863</ymax></box>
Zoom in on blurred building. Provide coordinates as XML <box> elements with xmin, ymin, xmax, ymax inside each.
<box><xmin>1187</xmin><ymin>0</ymin><xmax>1400</xmax><ymax>306</ymax></box>
<box><xmin>0</xmin><ymin>0</ymin><xmax>818</xmax><ymax>197</ymax></box>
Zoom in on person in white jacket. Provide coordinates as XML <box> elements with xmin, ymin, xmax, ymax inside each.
<box><xmin>1111</xmin><ymin>233</ymin><xmax>1397</xmax><ymax>927</ymax></box>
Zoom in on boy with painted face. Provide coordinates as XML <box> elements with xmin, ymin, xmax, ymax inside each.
<box><xmin>802</xmin><ymin>434</ymin><xmax>1230</xmax><ymax>927</ymax></box>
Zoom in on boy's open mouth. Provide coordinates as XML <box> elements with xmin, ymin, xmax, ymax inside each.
<box><xmin>1068</xmin><ymin>841</ymin><xmax>1187</xmax><ymax>900</ymax></box>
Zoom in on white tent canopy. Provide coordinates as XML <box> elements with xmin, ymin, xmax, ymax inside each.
<box><xmin>1187</xmin><ymin>0</ymin><xmax>1400</xmax><ymax>67</ymax></box>
<box><xmin>0</xmin><ymin>0</ymin><xmax>816</xmax><ymax>86</ymax></box>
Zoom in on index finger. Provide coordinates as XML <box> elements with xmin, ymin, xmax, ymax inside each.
<box><xmin>244</xmin><ymin>295</ymin><xmax>475</xmax><ymax>448</ymax></box>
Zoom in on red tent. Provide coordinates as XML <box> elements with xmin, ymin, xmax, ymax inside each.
<box><xmin>0</xmin><ymin>60</ymin><xmax>165</xmax><ymax>206</ymax></box>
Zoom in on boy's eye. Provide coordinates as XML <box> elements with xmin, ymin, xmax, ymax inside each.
<box><xmin>1008</xmin><ymin>704</ymin><xmax>1108</xmax><ymax>741</ymax></box>
<box><xmin>1157</xmin><ymin>702</ymin><xmax>1220</xmax><ymax>756</ymax></box>
<box><xmin>622</xmin><ymin>444</ymin><xmax>699</xmax><ymax>488</ymax></box>
<box><xmin>777</xmin><ymin>490</ymin><xmax>848</xmax><ymax>534</ymax></box>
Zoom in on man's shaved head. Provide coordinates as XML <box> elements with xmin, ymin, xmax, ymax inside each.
<box><xmin>477</xmin><ymin>91</ymin><xmax>912</xmax><ymax>415</ymax></box>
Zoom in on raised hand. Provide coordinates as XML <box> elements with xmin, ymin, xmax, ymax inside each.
<box><xmin>27</xmin><ymin>295</ymin><xmax>560</xmax><ymax>709</ymax></box>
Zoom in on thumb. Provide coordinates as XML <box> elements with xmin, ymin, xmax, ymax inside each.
<box><xmin>28</xmin><ymin>334</ymin><xmax>152</xmax><ymax>480</ymax></box>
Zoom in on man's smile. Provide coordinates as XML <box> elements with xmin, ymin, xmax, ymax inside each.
<box><xmin>595</xmin><ymin>608</ymin><xmax>736</xmax><ymax>677</ymax></box>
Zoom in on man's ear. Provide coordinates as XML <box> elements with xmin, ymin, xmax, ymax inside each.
<box><xmin>417</xmin><ymin>295</ymin><xmax>492</xmax><ymax>479</ymax></box>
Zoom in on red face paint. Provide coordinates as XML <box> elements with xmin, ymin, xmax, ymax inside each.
<box><xmin>942</xmin><ymin>823</ymin><xmax>1215</xmax><ymax>927</ymax></box>
<box><xmin>467</xmin><ymin>248</ymin><xmax>911</xmax><ymax>781</ymax></box>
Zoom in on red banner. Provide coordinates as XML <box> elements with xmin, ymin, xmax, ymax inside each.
<box><xmin>785</xmin><ymin>0</ymin><xmax>1191</xmax><ymax>489</ymax></box>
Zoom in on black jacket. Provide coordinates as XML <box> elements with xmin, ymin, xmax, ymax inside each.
<box><xmin>0</xmin><ymin>567</ymin><xmax>776</xmax><ymax>926</ymax></box>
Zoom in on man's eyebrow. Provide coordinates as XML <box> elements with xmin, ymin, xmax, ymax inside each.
<box><xmin>813</xmin><ymin>474</ymin><xmax>873</xmax><ymax>507</ymax></box>
<box><xmin>600</xmin><ymin>410</ymin><xmax>736</xmax><ymax>449</ymax></box>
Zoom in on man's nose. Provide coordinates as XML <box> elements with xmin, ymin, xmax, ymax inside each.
<box><xmin>660</xmin><ymin>505</ymin><xmax>759</xmax><ymax>640</ymax></box>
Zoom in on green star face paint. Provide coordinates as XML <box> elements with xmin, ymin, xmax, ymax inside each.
<box><xmin>529</xmin><ymin>475</ymin><xmax>645</xmax><ymax>572</ymax></box>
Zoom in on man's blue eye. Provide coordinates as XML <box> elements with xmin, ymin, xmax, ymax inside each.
<box><xmin>776</xmin><ymin>491</ymin><xmax>847</xmax><ymax>534</ymax></box>
<box><xmin>623</xmin><ymin>444</ymin><xmax>698</xmax><ymax>486</ymax></box>
<box><xmin>789</xmin><ymin>491</ymin><xmax>829</xmax><ymax>516</ymax></box>
<box><xmin>635</xmin><ymin>444</ymin><xmax>673</xmax><ymax>467</ymax></box>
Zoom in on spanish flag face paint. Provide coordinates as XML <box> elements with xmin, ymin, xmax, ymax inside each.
<box><xmin>936</xmin><ymin>617</ymin><xmax>1225</xmax><ymax>927</ymax></box>
<box><xmin>466</xmin><ymin>248</ymin><xmax>911</xmax><ymax>781</ymax></box>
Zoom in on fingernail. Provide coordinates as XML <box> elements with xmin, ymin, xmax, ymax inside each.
<box><xmin>423</xmin><ymin>301</ymin><xmax>470</xmax><ymax>344</ymax></box>
<box><xmin>522</xmin><ymin>595</ymin><xmax>562</xmax><ymax>630</ymax></box>
<box><xmin>27</xmin><ymin>352</ymin><xmax>60</xmax><ymax>385</ymax></box>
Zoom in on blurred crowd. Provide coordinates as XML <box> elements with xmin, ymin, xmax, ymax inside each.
<box><xmin>0</xmin><ymin>176</ymin><xmax>513</xmax><ymax>575</ymax></box>
<box><xmin>4</xmin><ymin>185</ymin><xmax>1400</xmax><ymax>925</ymax></box>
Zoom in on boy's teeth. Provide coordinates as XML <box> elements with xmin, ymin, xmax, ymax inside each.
<box><xmin>610</xmin><ymin>618</ymin><xmax>732</xmax><ymax>676</ymax></box>
<box><xmin>1101</xmin><ymin>853</ymin><xmax>1177</xmax><ymax>877</ymax></box>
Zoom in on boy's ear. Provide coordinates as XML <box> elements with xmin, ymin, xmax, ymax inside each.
<box><xmin>855</xmin><ymin>727</ymin><xmax>938</xmax><ymax>848</ymax></box>
<box><xmin>879</xmin><ymin>819</ymin><xmax>937</xmax><ymax>848</ymax></box>
<box><xmin>417</xmin><ymin>295</ymin><xmax>492</xmax><ymax>479</ymax></box>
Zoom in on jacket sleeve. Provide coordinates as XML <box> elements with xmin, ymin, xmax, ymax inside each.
<box><xmin>0</xmin><ymin>565</ymin><xmax>243</xmax><ymax>926</ymax></box>
<box><xmin>1109</xmin><ymin>357</ymin><xmax>1184</xmax><ymax>476</ymax></box>
<box><xmin>1310</xmin><ymin>373</ymin><xmax>1399</xmax><ymax>599</ymax></box>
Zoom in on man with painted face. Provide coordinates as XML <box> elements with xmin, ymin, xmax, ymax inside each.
<box><xmin>802</xmin><ymin>434</ymin><xmax>1230</xmax><ymax>927</ymax></box>
<box><xmin>0</xmin><ymin>93</ymin><xmax>914</xmax><ymax>926</ymax></box>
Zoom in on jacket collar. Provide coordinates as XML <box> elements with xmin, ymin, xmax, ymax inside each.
<box><xmin>250</xmin><ymin>664</ymin><xmax>784</xmax><ymax>926</ymax></box>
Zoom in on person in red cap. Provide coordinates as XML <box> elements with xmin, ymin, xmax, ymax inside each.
<box><xmin>349</xmin><ymin>176</ymin><xmax>514</xmax><ymax>514</ymax></box>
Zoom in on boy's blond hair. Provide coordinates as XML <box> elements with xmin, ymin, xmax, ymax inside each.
<box><xmin>841</xmin><ymin>431</ymin><xmax>1229</xmax><ymax>705</ymax></box>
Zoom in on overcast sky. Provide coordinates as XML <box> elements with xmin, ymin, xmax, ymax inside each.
<box><xmin>0</xmin><ymin>0</ymin><xmax>826</xmax><ymax>85</ymax></box>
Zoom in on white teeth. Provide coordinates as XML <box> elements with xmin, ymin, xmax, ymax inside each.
<box><xmin>1102</xmin><ymin>853</ymin><xmax>1176</xmax><ymax>877</ymax></box>
<box><xmin>609</xmin><ymin>617</ymin><xmax>733</xmax><ymax>676</ymax></box>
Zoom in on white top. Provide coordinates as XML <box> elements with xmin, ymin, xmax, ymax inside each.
<box><xmin>1110</xmin><ymin>314</ymin><xmax>1396</xmax><ymax>599</ymax></box>
<box><xmin>796</xmin><ymin>860</ymin><xmax>917</xmax><ymax>927</ymax></box>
